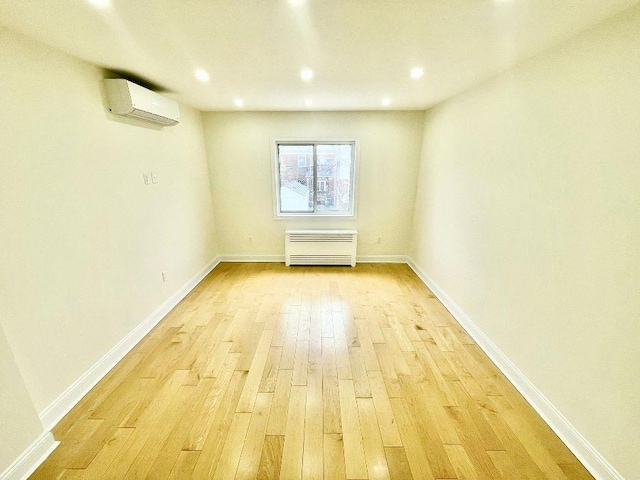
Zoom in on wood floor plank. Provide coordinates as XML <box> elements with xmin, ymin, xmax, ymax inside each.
<box><xmin>355</xmin><ymin>318</ymin><xmax>382</xmax><ymax>371</ymax></box>
<box><xmin>266</xmin><ymin>369</ymin><xmax>294</xmax><ymax>436</ymax></box>
<box><xmin>481</xmin><ymin>409</ymin><xmax>547</xmax><ymax>478</ymax></box>
<box><xmin>404</xmin><ymin>391</ymin><xmax>457</xmax><ymax>479</ymax></box>
<box><xmin>389</xmin><ymin>397</ymin><xmax>436</xmax><ymax>480</ymax></box>
<box><xmin>362</xmin><ymin>305</ymin><xmax>387</xmax><ymax>344</ymax></box>
<box><xmin>490</xmin><ymin>395</ymin><xmax>572</xmax><ymax>478</ymax></box>
<box><xmin>487</xmin><ymin>450</ymin><xmax>543</xmax><ymax>480</ymax></box>
<box><xmin>303</xmin><ymin>362</ymin><xmax>324</xmax><ymax>479</ymax></box>
<box><xmin>333</xmin><ymin>310</ymin><xmax>354</xmax><ymax>380</ymax></box>
<box><xmin>444</xmin><ymin>444</ymin><xmax>480</xmax><ymax>479</ymax></box>
<box><xmin>373</xmin><ymin>342</ymin><xmax>404</xmax><ymax>398</ymax></box>
<box><xmin>386</xmin><ymin>316</ymin><xmax>415</xmax><ymax>353</ymax></box>
<box><xmin>79</xmin><ymin>428</ymin><xmax>134</xmax><ymax>479</ymax></box>
<box><xmin>80</xmin><ymin>358</ymin><xmax>149</xmax><ymax>423</ymax></box>
<box><xmin>349</xmin><ymin>346</ymin><xmax>372</xmax><ymax>398</ymax></box>
<box><xmin>202</xmin><ymin>341</ymin><xmax>233</xmax><ymax>378</ymax></box>
<box><xmin>324</xmin><ymin>433</ymin><xmax>347</xmax><ymax>480</ymax></box>
<box><xmin>57</xmin><ymin>469</ymin><xmax>84</xmax><ymax>479</ymax></box>
<box><xmin>259</xmin><ymin>346</ymin><xmax>283</xmax><ymax>393</ymax></box>
<box><xmin>121</xmin><ymin>384</ymin><xmax>198</xmax><ymax>479</ymax></box>
<box><xmin>46</xmin><ymin>417</ymin><xmax>105</xmax><ymax>469</ymax></box>
<box><xmin>367</xmin><ymin>371</ymin><xmax>402</xmax><ymax>447</ymax></box>
<box><xmin>99</xmin><ymin>370</ymin><xmax>189</xmax><ymax>479</ymax></box>
<box><xmin>338</xmin><ymin>379</ymin><xmax>368</xmax><ymax>479</ymax></box>
<box><xmin>211</xmin><ymin>412</ymin><xmax>252</xmax><ymax>479</ymax></box>
<box><xmin>32</xmin><ymin>263</ymin><xmax>592</xmax><ymax>480</ymax></box>
<box><xmin>447</xmin><ymin>379</ymin><xmax>504</xmax><ymax>452</ymax></box>
<box><xmin>444</xmin><ymin>403</ymin><xmax>503</xmax><ymax>479</ymax></box>
<box><xmin>271</xmin><ymin>313</ymin><xmax>290</xmax><ymax>347</ymax></box>
<box><xmin>292</xmin><ymin>339</ymin><xmax>310</xmax><ymax>386</ymax></box>
<box><xmin>236</xmin><ymin>392</ymin><xmax>274</xmax><ymax>479</ymax></box>
<box><xmin>357</xmin><ymin>397</ymin><xmax>391</xmax><ymax>480</ymax></box>
<box><xmin>190</xmin><ymin>370</ymin><xmax>248</xmax><ymax>478</ymax></box>
<box><xmin>412</xmin><ymin>341</ymin><xmax>458</xmax><ymax>405</ymax></box>
<box><xmin>237</xmin><ymin>329</ymin><xmax>275</xmax><ymax>412</ymax></box>
<box><xmin>257</xmin><ymin>435</ymin><xmax>284</xmax><ymax>480</ymax></box>
<box><xmin>380</xmin><ymin>328</ymin><xmax>411</xmax><ymax>376</ymax></box>
<box><xmin>384</xmin><ymin>447</ymin><xmax>413</xmax><ymax>480</ymax></box>
<box><xmin>280</xmin><ymin>385</ymin><xmax>307</xmax><ymax>479</ymax></box>
<box><xmin>321</xmin><ymin>309</ymin><xmax>334</xmax><ymax>338</ymax></box>
<box><xmin>145</xmin><ymin>378</ymin><xmax>218</xmax><ymax>479</ymax></box>
<box><xmin>183</xmin><ymin>352</ymin><xmax>240</xmax><ymax>451</ymax></box>
<box><xmin>279</xmin><ymin>308</ymin><xmax>300</xmax><ymax>370</ymax></box>
<box><xmin>167</xmin><ymin>450</ymin><xmax>200</xmax><ymax>480</ymax></box>
<box><xmin>322</xmin><ymin>337</ymin><xmax>342</xmax><ymax>434</ymax></box>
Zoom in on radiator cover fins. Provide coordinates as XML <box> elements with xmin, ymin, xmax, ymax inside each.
<box><xmin>285</xmin><ymin>230</ymin><xmax>358</xmax><ymax>267</ymax></box>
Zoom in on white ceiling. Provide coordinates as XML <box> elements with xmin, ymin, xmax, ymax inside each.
<box><xmin>1</xmin><ymin>0</ymin><xmax>637</xmax><ymax>111</ymax></box>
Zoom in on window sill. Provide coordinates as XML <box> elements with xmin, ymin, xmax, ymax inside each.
<box><xmin>274</xmin><ymin>213</ymin><xmax>356</xmax><ymax>221</ymax></box>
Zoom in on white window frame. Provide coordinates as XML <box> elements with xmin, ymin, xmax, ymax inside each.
<box><xmin>271</xmin><ymin>138</ymin><xmax>358</xmax><ymax>219</ymax></box>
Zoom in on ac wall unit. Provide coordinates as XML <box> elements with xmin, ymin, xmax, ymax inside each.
<box><xmin>104</xmin><ymin>79</ymin><xmax>179</xmax><ymax>126</ymax></box>
<box><xmin>285</xmin><ymin>230</ymin><xmax>358</xmax><ymax>267</ymax></box>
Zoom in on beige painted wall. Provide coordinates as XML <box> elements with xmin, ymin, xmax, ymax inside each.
<box><xmin>0</xmin><ymin>25</ymin><xmax>219</xmax><ymax>422</ymax></box>
<box><xmin>203</xmin><ymin>111</ymin><xmax>424</xmax><ymax>257</ymax></box>
<box><xmin>0</xmin><ymin>327</ymin><xmax>43</xmax><ymax>472</ymax></box>
<box><xmin>411</xmin><ymin>6</ymin><xmax>640</xmax><ymax>477</ymax></box>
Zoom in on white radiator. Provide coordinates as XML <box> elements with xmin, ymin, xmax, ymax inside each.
<box><xmin>285</xmin><ymin>230</ymin><xmax>358</xmax><ymax>267</ymax></box>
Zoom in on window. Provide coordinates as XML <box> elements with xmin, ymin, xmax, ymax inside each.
<box><xmin>274</xmin><ymin>140</ymin><xmax>356</xmax><ymax>217</ymax></box>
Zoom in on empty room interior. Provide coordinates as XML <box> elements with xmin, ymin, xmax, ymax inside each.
<box><xmin>1</xmin><ymin>1</ymin><xmax>639</xmax><ymax>479</ymax></box>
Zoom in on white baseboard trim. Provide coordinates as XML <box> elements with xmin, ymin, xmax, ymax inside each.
<box><xmin>0</xmin><ymin>432</ymin><xmax>58</xmax><ymax>480</ymax></box>
<box><xmin>406</xmin><ymin>257</ymin><xmax>623</xmax><ymax>480</ymax></box>
<box><xmin>219</xmin><ymin>254</ymin><xmax>409</xmax><ymax>264</ymax></box>
<box><xmin>39</xmin><ymin>255</ymin><xmax>222</xmax><ymax>433</ymax></box>
<box><xmin>357</xmin><ymin>255</ymin><xmax>409</xmax><ymax>263</ymax></box>
<box><xmin>221</xmin><ymin>254</ymin><xmax>285</xmax><ymax>263</ymax></box>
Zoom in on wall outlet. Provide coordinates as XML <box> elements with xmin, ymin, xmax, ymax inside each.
<box><xmin>376</xmin><ymin>236</ymin><xmax>382</xmax><ymax>244</ymax></box>
<box><xmin>248</xmin><ymin>236</ymin><xmax>254</xmax><ymax>244</ymax></box>
<box><xmin>143</xmin><ymin>172</ymin><xmax>150</xmax><ymax>185</ymax></box>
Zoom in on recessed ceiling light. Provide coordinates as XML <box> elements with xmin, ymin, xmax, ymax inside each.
<box><xmin>410</xmin><ymin>67</ymin><xmax>425</xmax><ymax>79</ymax></box>
<box><xmin>194</xmin><ymin>69</ymin><xmax>210</xmax><ymax>82</ymax></box>
<box><xmin>300</xmin><ymin>68</ymin><xmax>314</xmax><ymax>82</ymax></box>
<box><xmin>234</xmin><ymin>98</ymin><xmax>244</xmax><ymax>108</ymax></box>
<box><xmin>87</xmin><ymin>0</ymin><xmax>111</xmax><ymax>8</ymax></box>
<box><xmin>305</xmin><ymin>98</ymin><xmax>313</xmax><ymax>107</ymax></box>
<box><xmin>381</xmin><ymin>98</ymin><xmax>391</xmax><ymax>107</ymax></box>
<box><xmin>288</xmin><ymin>0</ymin><xmax>306</xmax><ymax>6</ymax></box>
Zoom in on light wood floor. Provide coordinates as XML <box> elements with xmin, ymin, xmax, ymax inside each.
<box><xmin>31</xmin><ymin>263</ymin><xmax>592</xmax><ymax>479</ymax></box>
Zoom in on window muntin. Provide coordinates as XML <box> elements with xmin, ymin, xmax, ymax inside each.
<box><xmin>275</xmin><ymin>141</ymin><xmax>355</xmax><ymax>217</ymax></box>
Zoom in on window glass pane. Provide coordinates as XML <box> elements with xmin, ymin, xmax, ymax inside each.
<box><xmin>279</xmin><ymin>145</ymin><xmax>314</xmax><ymax>212</ymax></box>
<box><xmin>316</xmin><ymin>144</ymin><xmax>353</xmax><ymax>214</ymax></box>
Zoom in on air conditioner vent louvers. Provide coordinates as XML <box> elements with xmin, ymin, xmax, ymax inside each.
<box><xmin>288</xmin><ymin>234</ymin><xmax>354</xmax><ymax>243</ymax></box>
<box><xmin>289</xmin><ymin>255</ymin><xmax>354</xmax><ymax>265</ymax></box>
<box><xmin>128</xmin><ymin>108</ymin><xmax>179</xmax><ymax>126</ymax></box>
<box><xmin>285</xmin><ymin>230</ymin><xmax>357</xmax><ymax>267</ymax></box>
<box><xmin>104</xmin><ymin>79</ymin><xmax>179</xmax><ymax>126</ymax></box>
